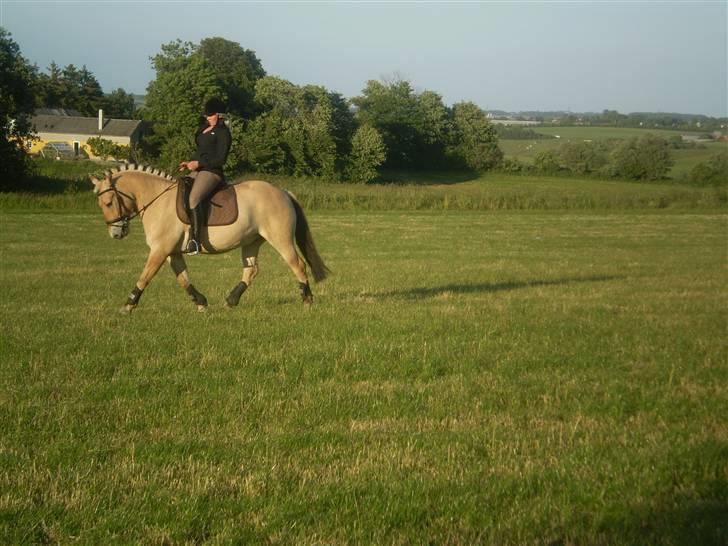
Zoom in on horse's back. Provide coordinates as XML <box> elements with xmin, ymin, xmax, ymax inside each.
<box><xmin>233</xmin><ymin>180</ymin><xmax>296</xmax><ymax>235</ymax></box>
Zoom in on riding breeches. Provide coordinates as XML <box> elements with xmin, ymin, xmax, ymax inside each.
<box><xmin>188</xmin><ymin>170</ymin><xmax>222</xmax><ymax>208</ymax></box>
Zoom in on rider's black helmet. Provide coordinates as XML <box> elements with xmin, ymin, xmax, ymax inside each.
<box><xmin>204</xmin><ymin>97</ymin><xmax>227</xmax><ymax>116</ymax></box>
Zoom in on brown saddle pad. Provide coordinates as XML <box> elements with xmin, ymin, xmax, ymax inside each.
<box><xmin>176</xmin><ymin>182</ymin><xmax>238</xmax><ymax>227</ymax></box>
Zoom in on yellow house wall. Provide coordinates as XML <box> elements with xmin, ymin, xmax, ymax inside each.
<box><xmin>29</xmin><ymin>132</ymin><xmax>132</xmax><ymax>159</ymax></box>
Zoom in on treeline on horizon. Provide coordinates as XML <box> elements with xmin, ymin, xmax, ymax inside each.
<box><xmin>2</xmin><ymin>28</ymin><xmax>727</xmax><ymax>187</ymax></box>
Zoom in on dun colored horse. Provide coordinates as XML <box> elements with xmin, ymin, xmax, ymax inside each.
<box><xmin>90</xmin><ymin>164</ymin><xmax>329</xmax><ymax>313</ymax></box>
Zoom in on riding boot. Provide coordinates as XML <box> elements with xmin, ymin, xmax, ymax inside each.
<box><xmin>186</xmin><ymin>204</ymin><xmax>203</xmax><ymax>255</ymax></box>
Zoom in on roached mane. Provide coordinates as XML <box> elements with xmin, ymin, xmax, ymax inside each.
<box><xmin>103</xmin><ymin>163</ymin><xmax>176</xmax><ymax>181</ymax></box>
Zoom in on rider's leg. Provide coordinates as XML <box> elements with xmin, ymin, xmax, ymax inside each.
<box><xmin>186</xmin><ymin>171</ymin><xmax>221</xmax><ymax>254</ymax></box>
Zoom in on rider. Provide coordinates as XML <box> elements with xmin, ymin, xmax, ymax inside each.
<box><xmin>178</xmin><ymin>97</ymin><xmax>232</xmax><ymax>255</ymax></box>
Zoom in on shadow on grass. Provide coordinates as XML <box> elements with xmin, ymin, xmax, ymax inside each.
<box><xmin>594</xmin><ymin>477</ymin><xmax>728</xmax><ymax>546</ymax></box>
<box><xmin>364</xmin><ymin>275</ymin><xmax>624</xmax><ymax>300</ymax></box>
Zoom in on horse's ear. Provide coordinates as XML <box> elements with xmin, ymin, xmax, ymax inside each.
<box><xmin>89</xmin><ymin>176</ymin><xmax>101</xmax><ymax>194</ymax></box>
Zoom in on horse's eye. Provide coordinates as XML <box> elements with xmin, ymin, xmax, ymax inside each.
<box><xmin>104</xmin><ymin>201</ymin><xmax>113</xmax><ymax>208</ymax></box>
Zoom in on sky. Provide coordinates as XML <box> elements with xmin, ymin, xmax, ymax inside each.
<box><xmin>2</xmin><ymin>1</ymin><xmax>726</xmax><ymax>117</ymax></box>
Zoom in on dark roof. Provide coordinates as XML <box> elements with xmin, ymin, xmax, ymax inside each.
<box><xmin>35</xmin><ymin>107</ymin><xmax>84</xmax><ymax>117</ymax></box>
<box><xmin>31</xmin><ymin>114</ymin><xmax>142</xmax><ymax>138</ymax></box>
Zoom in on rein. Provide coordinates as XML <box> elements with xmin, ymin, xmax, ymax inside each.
<box><xmin>98</xmin><ymin>177</ymin><xmax>178</xmax><ymax>226</ymax></box>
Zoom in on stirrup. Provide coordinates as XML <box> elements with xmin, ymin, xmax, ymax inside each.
<box><xmin>185</xmin><ymin>239</ymin><xmax>200</xmax><ymax>255</ymax></box>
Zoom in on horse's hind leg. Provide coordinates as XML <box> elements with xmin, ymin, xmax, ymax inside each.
<box><xmin>267</xmin><ymin>237</ymin><xmax>313</xmax><ymax>306</ymax></box>
<box><xmin>169</xmin><ymin>253</ymin><xmax>208</xmax><ymax>312</ymax></box>
<box><xmin>225</xmin><ymin>238</ymin><xmax>263</xmax><ymax>308</ymax></box>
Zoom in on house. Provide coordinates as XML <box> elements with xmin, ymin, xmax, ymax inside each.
<box><xmin>28</xmin><ymin>109</ymin><xmax>144</xmax><ymax>159</ymax></box>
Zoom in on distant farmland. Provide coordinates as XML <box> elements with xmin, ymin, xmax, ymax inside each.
<box><xmin>498</xmin><ymin>126</ymin><xmax>727</xmax><ymax>177</ymax></box>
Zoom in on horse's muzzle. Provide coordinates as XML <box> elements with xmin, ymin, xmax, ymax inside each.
<box><xmin>109</xmin><ymin>223</ymin><xmax>129</xmax><ymax>239</ymax></box>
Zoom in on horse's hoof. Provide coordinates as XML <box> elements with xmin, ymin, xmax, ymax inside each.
<box><xmin>196</xmin><ymin>305</ymin><xmax>207</xmax><ymax>313</ymax></box>
<box><xmin>119</xmin><ymin>305</ymin><xmax>133</xmax><ymax>315</ymax></box>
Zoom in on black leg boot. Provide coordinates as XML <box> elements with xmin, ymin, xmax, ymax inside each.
<box><xmin>186</xmin><ymin>204</ymin><xmax>203</xmax><ymax>255</ymax></box>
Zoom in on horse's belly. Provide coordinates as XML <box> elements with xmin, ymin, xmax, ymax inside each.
<box><xmin>207</xmin><ymin>225</ymin><xmax>258</xmax><ymax>253</ymax></box>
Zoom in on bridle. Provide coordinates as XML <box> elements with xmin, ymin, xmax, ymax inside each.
<box><xmin>97</xmin><ymin>176</ymin><xmax>178</xmax><ymax>228</ymax></box>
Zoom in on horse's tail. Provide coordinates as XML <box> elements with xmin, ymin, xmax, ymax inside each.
<box><xmin>286</xmin><ymin>191</ymin><xmax>331</xmax><ymax>282</ymax></box>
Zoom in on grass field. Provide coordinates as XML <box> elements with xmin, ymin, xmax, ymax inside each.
<box><xmin>1</xmin><ymin>186</ymin><xmax>726</xmax><ymax>543</ymax></box>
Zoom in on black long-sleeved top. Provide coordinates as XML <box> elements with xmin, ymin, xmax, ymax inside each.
<box><xmin>194</xmin><ymin>119</ymin><xmax>231</xmax><ymax>177</ymax></box>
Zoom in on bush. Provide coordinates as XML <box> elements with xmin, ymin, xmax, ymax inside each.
<box><xmin>559</xmin><ymin>141</ymin><xmax>608</xmax><ymax>175</ymax></box>
<box><xmin>533</xmin><ymin>150</ymin><xmax>561</xmax><ymax>174</ymax></box>
<box><xmin>686</xmin><ymin>153</ymin><xmax>728</xmax><ymax>186</ymax></box>
<box><xmin>86</xmin><ymin>137</ymin><xmax>130</xmax><ymax>161</ymax></box>
<box><xmin>610</xmin><ymin>134</ymin><xmax>673</xmax><ymax>181</ymax></box>
<box><xmin>346</xmin><ymin>125</ymin><xmax>387</xmax><ymax>184</ymax></box>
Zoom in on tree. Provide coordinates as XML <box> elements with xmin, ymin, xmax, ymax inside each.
<box><xmin>240</xmin><ymin>76</ymin><xmax>341</xmax><ymax>178</ymax></box>
<box><xmin>197</xmin><ymin>37</ymin><xmax>265</xmax><ymax>120</ymax></box>
<box><xmin>346</xmin><ymin>124</ymin><xmax>386</xmax><ymax>183</ymax></box>
<box><xmin>101</xmin><ymin>88</ymin><xmax>136</xmax><ymax>119</ymax></box>
<box><xmin>352</xmin><ymin>79</ymin><xmax>424</xmax><ymax>168</ymax></box>
<box><xmin>35</xmin><ymin>62</ymin><xmax>64</xmax><ymax>109</ymax></box>
<box><xmin>145</xmin><ymin>42</ymin><xmax>224</xmax><ymax>169</ymax></box>
<box><xmin>144</xmin><ymin>38</ymin><xmax>265</xmax><ymax>170</ymax></box>
<box><xmin>610</xmin><ymin>134</ymin><xmax>673</xmax><ymax>180</ymax></box>
<box><xmin>449</xmin><ymin>101</ymin><xmax>502</xmax><ymax>171</ymax></box>
<box><xmin>35</xmin><ymin>63</ymin><xmax>105</xmax><ymax>115</ymax></box>
<box><xmin>416</xmin><ymin>90</ymin><xmax>451</xmax><ymax>167</ymax></box>
<box><xmin>0</xmin><ymin>27</ymin><xmax>37</xmax><ymax>188</ymax></box>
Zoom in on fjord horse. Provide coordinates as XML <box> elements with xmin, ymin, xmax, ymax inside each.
<box><xmin>90</xmin><ymin>164</ymin><xmax>329</xmax><ymax>313</ymax></box>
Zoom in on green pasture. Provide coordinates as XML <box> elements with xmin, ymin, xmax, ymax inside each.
<box><xmin>532</xmin><ymin>126</ymin><xmax>704</xmax><ymax>141</ymax></box>
<box><xmin>1</xmin><ymin>186</ymin><xmax>726</xmax><ymax>543</ymax></box>
<box><xmin>499</xmin><ymin>126</ymin><xmax>727</xmax><ymax>177</ymax></box>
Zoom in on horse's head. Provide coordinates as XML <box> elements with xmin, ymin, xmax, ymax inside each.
<box><xmin>90</xmin><ymin>172</ymin><xmax>137</xmax><ymax>239</ymax></box>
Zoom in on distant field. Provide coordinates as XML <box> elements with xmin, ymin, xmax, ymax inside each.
<box><xmin>1</xmin><ymin>205</ymin><xmax>725</xmax><ymax>544</ymax></box>
<box><xmin>499</xmin><ymin>126</ymin><xmax>727</xmax><ymax>178</ymax></box>
<box><xmin>533</xmin><ymin>126</ymin><xmax>706</xmax><ymax>140</ymax></box>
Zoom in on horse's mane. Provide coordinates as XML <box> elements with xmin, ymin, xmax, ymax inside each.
<box><xmin>104</xmin><ymin>163</ymin><xmax>176</xmax><ymax>182</ymax></box>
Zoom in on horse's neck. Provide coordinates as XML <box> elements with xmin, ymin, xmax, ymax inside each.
<box><xmin>118</xmin><ymin>173</ymin><xmax>175</xmax><ymax>207</ymax></box>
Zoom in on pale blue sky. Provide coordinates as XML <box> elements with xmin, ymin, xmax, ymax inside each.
<box><xmin>2</xmin><ymin>1</ymin><xmax>726</xmax><ymax>116</ymax></box>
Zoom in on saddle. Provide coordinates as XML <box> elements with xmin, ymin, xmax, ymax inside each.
<box><xmin>176</xmin><ymin>178</ymin><xmax>238</xmax><ymax>227</ymax></box>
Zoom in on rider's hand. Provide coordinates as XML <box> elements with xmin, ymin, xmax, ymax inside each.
<box><xmin>186</xmin><ymin>160</ymin><xmax>199</xmax><ymax>172</ymax></box>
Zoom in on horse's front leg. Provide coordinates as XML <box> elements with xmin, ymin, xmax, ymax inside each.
<box><xmin>120</xmin><ymin>249</ymin><xmax>169</xmax><ymax>314</ymax></box>
<box><xmin>169</xmin><ymin>253</ymin><xmax>208</xmax><ymax>312</ymax></box>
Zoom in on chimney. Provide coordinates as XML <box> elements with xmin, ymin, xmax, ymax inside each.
<box><xmin>98</xmin><ymin>109</ymin><xmax>104</xmax><ymax>132</ymax></box>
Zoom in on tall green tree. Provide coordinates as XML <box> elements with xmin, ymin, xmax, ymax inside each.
<box><xmin>101</xmin><ymin>88</ymin><xmax>136</xmax><ymax>119</ymax></box>
<box><xmin>35</xmin><ymin>63</ymin><xmax>105</xmax><ymax>115</ymax></box>
<box><xmin>347</xmin><ymin>124</ymin><xmax>387</xmax><ymax>183</ymax></box>
<box><xmin>0</xmin><ymin>27</ymin><xmax>37</xmax><ymax>188</ymax></box>
<box><xmin>241</xmin><ymin>76</ymin><xmax>341</xmax><ymax>178</ymax></box>
<box><xmin>35</xmin><ymin>62</ymin><xmax>64</xmax><ymax>109</ymax></box>
<box><xmin>352</xmin><ymin>79</ymin><xmax>423</xmax><ymax>168</ymax></box>
<box><xmin>449</xmin><ymin>101</ymin><xmax>502</xmax><ymax>171</ymax></box>
<box><xmin>197</xmin><ymin>37</ymin><xmax>265</xmax><ymax>120</ymax></box>
<box><xmin>144</xmin><ymin>38</ymin><xmax>265</xmax><ymax>170</ymax></box>
<box><xmin>145</xmin><ymin>50</ymin><xmax>223</xmax><ymax>169</ymax></box>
